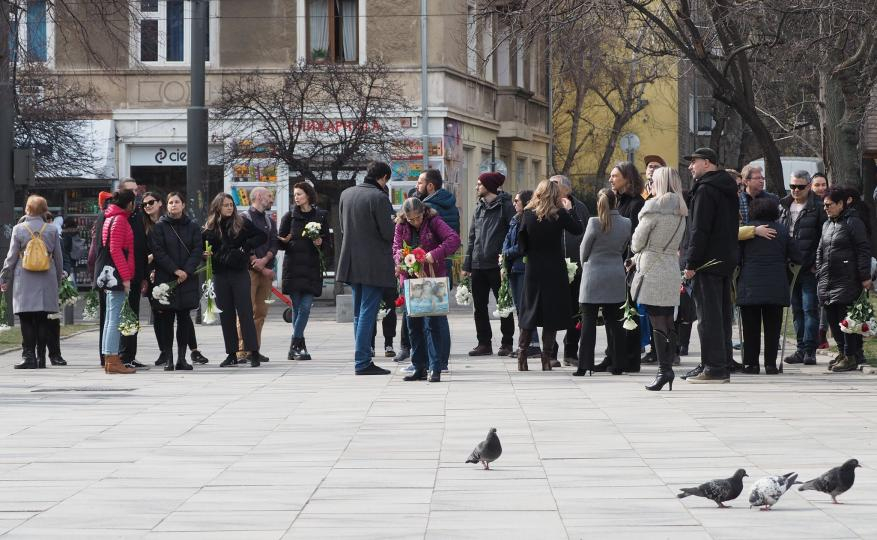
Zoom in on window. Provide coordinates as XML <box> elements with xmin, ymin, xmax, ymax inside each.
<box><xmin>466</xmin><ymin>3</ymin><xmax>477</xmax><ymax>76</ymax></box>
<box><xmin>307</xmin><ymin>0</ymin><xmax>358</xmax><ymax>63</ymax></box>
<box><xmin>134</xmin><ymin>1</ymin><xmax>216</xmax><ymax>65</ymax></box>
<box><xmin>9</xmin><ymin>1</ymin><xmax>51</xmax><ymax>64</ymax></box>
<box><xmin>496</xmin><ymin>23</ymin><xmax>510</xmax><ymax>86</ymax></box>
<box><xmin>516</xmin><ymin>38</ymin><xmax>525</xmax><ymax>88</ymax></box>
<box><xmin>515</xmin><ymin>157</ymin><xmax>526</xmax><ymax>190</ymax></box>
<box><xmin>482</xmin><ymin>15</ymin><xmax>494</xmax><ymax>82</ymax></box>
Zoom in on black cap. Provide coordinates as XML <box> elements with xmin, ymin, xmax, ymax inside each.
<box><xmin>683</xmin><ymin>147</ymin><xmax>718</xmax><ymax>164</ymax></box>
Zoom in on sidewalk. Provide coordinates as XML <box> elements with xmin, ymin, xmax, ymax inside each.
<box><xmin>0</xmin><ymin>309</ymin><xmax>875</xmax><ymax>539</ymax></box>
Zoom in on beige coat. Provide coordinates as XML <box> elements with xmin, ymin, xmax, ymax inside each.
<box><xmin>630</xmin><ymin>194</ymin><xmax>686</xmax><ymax>307</ymax></box>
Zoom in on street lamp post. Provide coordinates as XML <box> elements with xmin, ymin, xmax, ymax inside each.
<box><xmin>187</xmin><ymin>0</ymin><xmax>208</xmax><ymax>224</ymax></box>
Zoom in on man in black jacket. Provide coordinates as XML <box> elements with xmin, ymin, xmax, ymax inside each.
<box><xmin>780</xmin><ymin>171</ymin><xmax>826</xmax><ymax>366</ymax></box>
<box><xmin>682</xmin><ymin>148</ymin><xmax>739</xmax><ymax>383</ymax></box>
<box><xmin>118</xmin><ymin>179</ymin><xmax>149</xmax><ymax>369</ymax></box>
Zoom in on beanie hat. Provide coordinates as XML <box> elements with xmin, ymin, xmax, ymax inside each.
<box><xmin>98</xmin><ymin>191</ymin><xmax>113</xmax><ymax>210</ymax></box>
<box><xmin>478</xmin><ymin>172</ymin><xmax>506</xmax><ymax>194</ymax></box>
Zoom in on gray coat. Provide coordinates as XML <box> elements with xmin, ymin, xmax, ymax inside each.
<box><xmin>630</xmin><ymin>194</ymin><xmax>687</xmax><ymax>307</ymax></box>
<box><xmin>336</xmin><ymin>182</ymin><xmax>396</xmax><ymax>288</ymax></box>
<box><xmin>0</xmin><ymin>216</ymin><xmax>64</xmax><ymax>314</ymax></box>
<box><xmin>579</xmin><ymin>211</ymin><xmax>631</xmax><ymax>304</ymax></box>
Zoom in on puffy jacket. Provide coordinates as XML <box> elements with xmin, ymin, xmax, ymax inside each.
<box><xmin>463</xmin><ymin>191</ymin><xmax>515</xmax><ymax>271</ymax></box>
<box><xmin>423</xmin><ymin>188</ymin><xmax>460</xmax><ymax>233</ymax></box>
<box><xmin>150</xmin><ymin>214</ymin><xmax>203</xmax><ymax>311</ymax></box>
<box><xmin>779</xmin><ymin>192</ymin><xmax>826</xmax><ymax>271</ymax></box>
<box><xmin>393</xmin><ymin>212</ymin><xmax>461</xmax><ymax>284</ymax></box>
<box><xmin>817</xmin><ymin>208</ymin><xmax>871</xmax><ymax>306</ymax></box>
<box><xmin>102</xmin><ymin>204</ymin><xmax>135</xmax><ymax>282</ymax></box>
<box><xmin>501</xmin><ymin>214</ymin><xmax>526</xmax><ymax>274</ymax></box>
<box><xmin>736</xmin><ymin>220</ymin><xmax>802</xmax><ymax>306</ymax></box>
<box><xmin>278</xmin><ymin>206</ymin><xmax>330</xmax><ymax>296</ymax></box>
<box><xmin>684</xmin><ymin>169</ymin><xmax>740</xmax><ymax>277</ymax></box>
<box><xmin>203</xmin><ymin>215</ymin><xmax>267</xmax><ymax>274</ymax></box>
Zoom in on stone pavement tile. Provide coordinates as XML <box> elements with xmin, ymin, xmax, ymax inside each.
<box><xmin>425</xmin><ymin>510</ymin><xmax>566</xmax><ymax>537</ymax></box>
<box><xmin>207</xmin><ymin>463</ymin><xmax>332</xmax><ymax>487</ymax></box>
<box><xmin>177</xmin><ymin>486</ymin><xmax>312</xmax><ymax>512</ymax></box>
<box><xmin>145</xmin><ymin>532</ymin><xmax>284</xmax><ymax>540</ymax></box>
<box><xmin>564</xmin><ymin>525</ymin><xmax>711</xmax><ymax>540</ymax></box>
<box><xmin>319</xmin><ymin>468</ymin><xmax>436</xmax><ymax>489</ymax></box>
<box><xmin>153</xmin><ymin>510</ymin><xmax>298</xmax><ymax>532</ymax></box>
<box><xmin>429</xmin><ymin>488</ymin><xmax>557</xmax><ymax>511</ymax></box>
<box><xmin>1</xmin><ymin>528</ymin><xmax>149</xmax><ymax>539</ymax></box>
<box><xmin>283</xmin><ymin>527</ymin><xmax>424</xmax><ymax>540</ymax></box>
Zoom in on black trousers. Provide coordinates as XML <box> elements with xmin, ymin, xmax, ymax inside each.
<box><xmin>98</xmin><ymin>289</ymin><xmax>106</xmax><ymax>362</ymax></box>
<box><xmin>120</xmin><ymin>287</ymin><xmax>140</xmax><ymax>363</ymax></box>
<box><xmin>471</xmin><ymin>268</ymin><xmax>514</xmax><ymax>347</ymax></box>
<box><xmin>215</xmin><ymin>270</ymin><xmax>258</xmax><ymax>354</ymax></box>
<box><xmin>578</xmin><ymin>303</ymin><xmax>624</xmax><ymax>371</ymax></box>
<box><xmin>37</xmin><ymin>316</ymin><xmax>61</xmax><ymax>361</ymax></box>
<box><xmin>692</xmin><ymin>273</ymin><xmax>734</xmax><ymax>373</ymax></box>
<box><xmin>825</xmin><ymin>303</ymin><xmax>863</xmax><ymax>357</ymax></box>
<box><xmin>155</xmin><ymin>309</ymin><xmax>192</xmax><ymax>362</ymax></box>
<box><xmin>739</xmin><ymin>305</ymin><xmax>783</xmax><ymax>369</ymax></box>
<box><xmin>552</xmin><ymin>267</ymin><xmax>582</xmax><ymax>359</ymax></box>
<box><xmin>19</xmin><ymin>311</ymin><xmax>48</xmax><ymax>358</ymax></box>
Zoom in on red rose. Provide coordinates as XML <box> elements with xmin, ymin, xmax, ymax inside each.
<box><xmin>841</xmin><ymin>320</ymin><xmax>849</xmax><ymax>327</ymax></box>
<box><xmin>412</xmin><ymin>248</ymin><xmax>427</xmax><ymax>262</ymax></box>
<box><xmin>863</xmin><ymin>323</ymin><xmax>870</xmax><ymax>332</ymax></box>
<box><xmin>575</xmin><ymin>321</ymin><xmax>583</xmax><ymax>331</ymax></box>
<box><xmin>395</xmin><ymin>296</ymin><xmax>405</xmax><ymax>307</ymax></box>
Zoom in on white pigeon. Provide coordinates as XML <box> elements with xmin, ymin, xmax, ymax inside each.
<box><xmin>749</xmin><ymin>472</ymin><xmax>799</xmax><ymax>510</ymax></box>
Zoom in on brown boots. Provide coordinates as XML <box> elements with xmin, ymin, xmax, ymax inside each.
<box><xmin>517</xmin><ymin>329</ymin><xmax>556</xmax><ymax>371</ymax></box>
<box><xmin>104</xmin><ymin>355</ymin><xmax>135</xmax><ymax>374</ymax></box>
<box><xmin>517</xmin><ymin>330</ymin><xmax>530</xmax><ymax>371</ymax></box>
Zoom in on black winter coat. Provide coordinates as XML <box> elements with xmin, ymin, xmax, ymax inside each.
<box><xmin>684</xmin><ymin>169</ymin><xmax>740</xmax><ymax>277</ymax></box>
<box><xmin>736</xmin><ymin>220</ymin><xmax>801</xmax><ymax>306</ymax></box>
<box><xmin>129</xmin><ymin>208</ymin><xmax>149</xmax><ymax>284</ymax></box>
<box><xmin>463</xmin><ymin>191</ymin><xmax>515</xmax><ymax>271</ymax></box>
<box><xmin>202</xmin><ymin>216</ymin><xmax>266</xmax><ymax>274</ymax></box>
<box><xmin>279</xmin><ymin>206</ymin><xmax>330</xmax><ymax>297</ymax></box>
<box><xmin>616</xmin><ymin>192</ymin><xmax>645</xmax><ymax>233</ymax></box>
<box><xmin>817</xmin><ymin>208</ymin><xmax>871</xmax><ymax>306</ymax></box>
<box><xmin>518</xmin><ymin>208</ymin><xmax>584</xmax><ymax>331</ymax></box>
<box><xmin>150</xmin><ymin>214</ymin><xmax>203</xmax><ymax>311</ymax></box>
<box><xmin>779</xmin><ymin>192</ymin><xmax>826</xmax><ymax>271</ymax></box>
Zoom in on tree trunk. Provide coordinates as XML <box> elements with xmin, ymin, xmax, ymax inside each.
<box><xmin>818</xmin><ymin>65</ymin><xmax>863</xmax><ymax>187</ymax></box>
<box><xmin>595</xmin><ymin>115</ymin><xmax>627</xmax><ymax>181</ymax></box>
<box><xmin>734</xmin><ymin>102</ymin><xmax>785</xmax><ymax>195</ymax></box>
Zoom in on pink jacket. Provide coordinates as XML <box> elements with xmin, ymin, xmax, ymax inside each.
<box><xmin>392</xmin><ymin>213</ymin><xmax>460</xmax><ymax>282</ymax></box>
<box><xmin>102</xmin><ymin>204</ymin><xmax>135</xmax><ymax>282</ymax></box>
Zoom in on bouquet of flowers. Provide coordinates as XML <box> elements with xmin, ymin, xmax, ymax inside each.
<box><xmin>303</xmin><ymin>221</ymin><xmax>327</xmax><ymax>276</ymax></box>
<box><xmin>152</xmin><ymin>266</ymin><xmax>207</xmax><ymax>305</ymax></box>
<box><xmin>119</xmin><ymin>299</ymin><xmax>140</xmax><ymax>336</ymax></box>
<box><xmin>565</xmin><ymin>258</ymin><xmax>578</xmax><ymax>284</ymax></box>
<box><xmin>620</xmin><ymin>293</ymin><xmax>639</xmax><ymax>331</ymax></box>
<box><xmin>493</xmin><ymin>255</ymin><xmax>515</xmax><ymax>318</ymax></box>
<box><xmin>455</xmin><ymin>275</ymin><xmax>472</xmax><ymax>306</ymax></box>
<box><xmin>840</xmin><ymin>289</ymin><xmax>877</xmax><ymax>336</ymax></box>
<box><xmin>400</xmin><ymin>241</ymin><xmax>428</xmax><ymax>276</ymax></box>
<box><xmin>0</xmin><ymin>291</ymin><xmax>9</xmax><ymax>331</ymax></box>
<box><xmin>58</xmin><ymin>276</ymin><xmax>79</xmax><ymax>307</ymax></box>
<box><xmin>200</xmin><ymin>242</ymin><xmax>222</xmax><ymax>324</ymax></box>
<box><xmin>82</xmin><ymin>290</ymin><xmax>99</xmax><ymax>321</ymax></box>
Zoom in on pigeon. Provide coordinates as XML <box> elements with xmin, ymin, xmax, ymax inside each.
<box><xmin>798</xmin><ymin>458</ymin><xmax>861</xmax><ymax>504</ymax></box>
<box><xmin>465</xmin><ymin>428</ymin><xmax>502</xmax><ymax>470</ymax></box>
<box><xmin>676</xmin><ymin>469</ymin><xmax>748</xmax><ymax>508</ymax></box>
<box><xmin>748</xmin><ymin>472</ymin><xmax>799</xmax><ymax>510</ymax></box>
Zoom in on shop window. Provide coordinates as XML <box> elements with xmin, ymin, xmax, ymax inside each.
<box><xmin>134</xmin><ymin>0</ymin><xmax>215</xmax><ymax>65</ymax></box>
<box><xmin>9</xmin><ymin>1</ymin><xmax>51</xmax><ymax>64</ymax></box>
<box><xmin>307</xmin><ymin>0</ymin><xmax>358</xmax><ymax>63</ymax></box>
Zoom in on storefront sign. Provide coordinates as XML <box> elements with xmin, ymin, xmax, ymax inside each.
<box><xmin>130</xmin><ymin>145</ymin><xmax>223</xmax><ymax>167</ymax></box>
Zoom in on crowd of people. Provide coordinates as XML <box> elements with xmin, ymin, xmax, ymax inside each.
<box><xmin>1</xmin><ymin>151</ymin><xmax>872</xmax><ymax>382</ymax></box>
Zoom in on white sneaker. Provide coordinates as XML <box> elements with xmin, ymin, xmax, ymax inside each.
<box><xmin>401</xmin><ymin>363</ymin><xmax>416</xmax><ymax>373</ymax></box>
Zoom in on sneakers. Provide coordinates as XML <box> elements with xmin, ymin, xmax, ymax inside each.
<box><xmin>468</xmin><ymin>344</ymin><xmax>493</xmax><ymax>356</ymax></box>
<box><xmin>680</xmin><ymin>364</ymin><xmax>704</xmax><ymax>380</ymax></box>
<box><xmin>784</xmin><ymin>351</ymin><xmax>804</xmax><ymax>364</ymax></box>
<box><xmin>687</xmin><ymin>370</ymin><xmax>730</xmax><ymax>384</ymax></box>
<box><xmin>356</xmin><ymin>363</ymin><xmax>390</xmax><ymax>375</ymax></box>
<box><xmin>384</xmin><ymin>345</ymin><xmax>396</xmax><ymax>358</ymax></box>
<box><xmin>220</xmin><ymin>354</ymin><xmax>237</xmax><ymax>368</ymax></box>
<box><xmin>403</xmin><ymin>370</ymin><xmax>427</xmax><ymax>381</ymax></box>
<box><xmin>190</xmin><ymin>350</ymin><xmax>209</xmax><ymax>365</ymax></box>
<box><xmin>802</xmin><ymin>352</ymin><xmax>817</xmax><ymax>365</ymax></box>
<box><xmin>497</xmin><ymin>344</ymin><xmax>513</xmax><ymax>357</ymax></box>
<box><xmin>393</xmin><ymin>347</ymin><xmax>410</xmax><ymax>362</ymax></box>
<box><xmin>401</xmin><ymin>363</ymin><xmax>416</xmax><ymax>373</ymax></box>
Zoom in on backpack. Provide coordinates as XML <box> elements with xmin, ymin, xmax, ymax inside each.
<box><xmin>70</xmin><ymin>236</ymin><xmax>88</xmax><ymax>262</ymax></box>
<box><xmin>93</xmin><ymin>217</ymin><xmax>125</xmax><ymax>291</ymax></box>
<box><xmin>21</xmin><ymin>223</ymin><xmax>51</xmax><ymax>272</ymax></box>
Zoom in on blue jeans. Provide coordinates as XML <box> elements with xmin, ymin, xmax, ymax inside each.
<box><xmin>102</xmin><ymin>290</ymin><xmax>126</xmax><ymax>355</ymax></box>
<box><xmin>289</xmin><ymin>291</ymin><xmax>314</xmax><ymax>339</ymax></box>
<box><xmin>352</xmin><ymin>284</ymin><xmax>383</xmax><ymax>372</ymax></box>
<box><xmin>433</xmin><ymin>315</ymin><xmax>451</xmax><ymax>370</ymax></box>
<box><xmin>408</xmin><ymin>315</ymin><xmax>446</xmax><ymax>373</ymax></box>
<box><xmin>791</xmin><ymin>271</ymin><xmax>819</xmax><ymax>353</ymax></box>
<box><xmin>508</xmin><ymin>272</ymin><xmax>539</xmax><ymax>346</ymax></box>
<box><xmin>638</xmin><ymin>303</ymin><xmax>651</xmax><ymax>348</ymax></box>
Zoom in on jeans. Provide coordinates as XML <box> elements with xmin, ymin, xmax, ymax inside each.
<box><xmin>434</xmin><ymin>314</ymin><xmax>451</xmax><ymax>370</ymax></box>
<box><xmin>407</xmin><ymin>315</ymin><xmax>446</xmax><ymax>373</ymax></box>
<box><xmin>638</xmin><ymin>303</ymin><xmax>652</xmax><ymax>349</ymax></box>
<box><xmin>739</xmin><ymin>305</ymin><xmax>783</xmax><ymax>369</ymax></box>
<box><xmin>352</xmin><ymin>283</ymin><xmax>383</xmax><ymax>371</ymax></box>
<box><xmin>289</xmin><ymin>291</ymin><xmax>314</xmax><ymax>339</ymax></box>
<box><xmin>692</xmin><ymin>273</ymin><xmax>734</xmax><ymax>374</ymax></box>
<box><xmin>791</xmin><ymin>270</ymin><xmax>819</xmax><ymax>353</ymax></box>
<box><xmin>509</xmin><ymin>272</ymin><xmax>539</xmax><ymax>346</ymax></box>
<box><xmin>471</xmin><ymin>268</ymin><xmax>514</xmax><ymax>347</ymax></box>
<box><xmin>825</xmin><ymin>303</ymin><xmax>863</xmax><ymax>357</ymax></box>
<box><xmin>102</xmin><ymin>290</ymin><xmax>126</xmax><ymax>355</ymax></box>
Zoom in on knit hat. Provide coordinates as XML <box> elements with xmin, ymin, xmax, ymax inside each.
<box><xmin>98</xmin><ymin>191</ymin><xmax>113</xmax><ymax>210</ymax></box>
<box><xmin>478</xmin><ymin>172</ymin><xmax>506</xmax><ymax>194</ymax></box>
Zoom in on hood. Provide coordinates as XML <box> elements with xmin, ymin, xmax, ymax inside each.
<box><xmin>160</xmin><ymin>213</ymin><xmax>192</xmax><ymax>226</ymax></box>
<box><xmin>424</xmin><ymin>188</ymin><xmax>457</xmax><ymax>211</ymax></box>
<box><xmin>640</xmin><ymin>193</ymin><xmax>684</xmax><ymax>216</ymax></box>
<box><xmin>480</xmin><ymin>190</ymin><xmax>512</xmax><ymax>210</ymax></box>
<box><xmin>693</xmin><ymin>169</ymin><xmax>738</xmax><ymax>200</ymax></box>
<box><xmin>104</xmin><ymin>204</ymin><xmax>131</xmax><ymax>219</ymax></box>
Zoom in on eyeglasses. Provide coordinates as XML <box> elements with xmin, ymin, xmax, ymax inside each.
<box><xmin>142</xmin><ymin>200</ymin><xmax>157</xmax><ymax>207</ymax></box>
<box><xmin>789</xmin><ymin>185</ymin><xmax>809</xmax><ymax>190</ymax></box>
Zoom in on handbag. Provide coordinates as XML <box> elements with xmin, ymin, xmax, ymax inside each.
<box><xmin>403</xmin><ymin>264</ymin><xmax>450</xmax><ymax>318</ymax></box>
<box><xmin>93</xmin><ymin>217</ymin><xmax>125</xmax><ymax>291</ymax></box>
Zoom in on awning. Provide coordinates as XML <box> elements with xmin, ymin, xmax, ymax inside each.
<box><xmin>36</xmin><ymin>120</ymin><xmax>116</xmax><ymax>179</ymax></box>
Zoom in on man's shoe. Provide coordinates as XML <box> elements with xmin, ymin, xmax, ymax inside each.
<box><xmin>550</xmin><ymin>359</ymin><xmax>562</xmax><ymax>368</ymax></box>
<box><xmin>175</xmin><ymin>359</ymin><xmax>193</xmax><ymax>371</ymax></box>
<box><xmin>255</xmin><ymin>352</ymin><xmax>269</xmax><ymax>363</ymax></box>
<box><xmin>641</xmin><ymin>350</ymin><xmax>657</xmax><ymax>364</ymax></box>
<box><xmin>401</xmin><ymin>363</ymin><xmax>416</xmax><ymax>373</ymax></box>
<box><xmin>191</xmin><ymin>351</ymin><xmax>209</xmax><ymax>365</ymax></box>
<box><xmin>384</xmin><ymin>345</ymin><xmax>396</xmax><ymax>358</ymax></box>
<box><xmin>765</xmin><ymin>365</ymin><xmax>780</xmax><ymax>375</ymax></box>
<box><xmin>129</xmin><ymin>359</ymin><xmax>148</xmax><ymax>369</ymax></box>
<box><xmin>220</xmin><ymin>354</ymin><xmax>238</xmax><ymax>367</ymax></box>
<box><xmin>562</xmin><ymin>356</ymin><xmax>578</xmax><ymax>367</ymax></box>
<box><xmin>155</xmin><ymin>353</ymin><xmax>169</xmax><ymax>366</ymax></box>
<box><xmin>831</xmin><ymin>355</ymin><xmax>858</xmax><ymax>372</ymax></box>
<box><xmin>679</xmin><ymin>345</ymin><xmax>689</xmax><ymax>356</ymax></box>
<box><xmin>468</xmin><ymin>344</ymin><xmax>492</xmax><ymax>356</ymax></box>
<box><xmin>687</xmin><ymin>371</ymin><xmax>730</xmax><ymax>383</ymax></box>
<box><xmin>728</xmin><ymin>360</ymin><xmax>744</xmax><ymax>373</ymax></box>
<box><xmin>680</xmin><ymin>364</ymin><xmax>704</xmax><ymax>380</ymax></box>
<box><xmin>742</xmin><ymin>365</ymin><xmax>760</xmax><ymax>375</ymax></box>
<box><xmin>14</xmin><ymin>355</ymin><xmax>38</xmax><ymax>369</ymax></box>
<box><xmin>497</xmin><ymin>344</ymin><xmax>513</xmax><ymax>357</ymax></box>
<box><xmin>245</xmin><ymin>353</ymin><xmax>261</xmax><ymax>368</ymax></box>
<box><xmin>393</xmin><ymin>347</ymin><xmax>410</xmax><ymax>362</ymax></box>
<box><xmin>802</xmin><ymin>352</ymin><xmax>817</xmax><ymax>366</ymax></box>
<box><xmin>527</xmin><ymin>345</ymin><xmax>542</xmax><ymax>356</ymax></box>
<box><xmin>49</xmin><ymin>356</ymin><xmax>67</xmax><ymax>366</ymax></box>
<box><xmin>829</xmin><ymin>353</ymin><xmax>844</xmax><ymax>369</ymax></box>
<box><xmin>403</xmin><ymin>370</ymin><xmax>427</xmax><ymax>381</ymax></box>
<box><xmin>356</xmin><ymin>363</ymin><xmax>390</xmax><ymax>375</ymax></box>
<box><xmin>784</xmin><ymin>351</ymin><xmax>804</xmax><ymax>364</ymax></box>
<box><xmin>429</xmin><ymin>371</ymin><xmax>441</xmax><ymax>382</ymax></box>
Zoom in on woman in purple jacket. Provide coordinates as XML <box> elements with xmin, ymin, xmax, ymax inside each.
<box><xmin>393</xmin><ymin>197</ymin><xmax>461</xmax><ymax>382</ymax></box>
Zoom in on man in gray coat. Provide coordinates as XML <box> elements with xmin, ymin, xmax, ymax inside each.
<box><xmin>337</xmin><ymin>161</ymin><xmax>396</xmax><ymax>375</ymax></box>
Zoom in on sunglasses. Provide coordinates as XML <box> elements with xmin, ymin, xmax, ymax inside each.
<box><xmin>823</xmin><ymin>201</ymin><xmax>837</xmax><ymax>208</ymax></box>
<box><xmin>789</xmin><ymin>185</ymin><xmax>809</xmax><ymax>190</ymax></box>
<box><xmin>142</xmin><ymin>200</ymin><xmax>158</xmax><ymax>207</ymax></box>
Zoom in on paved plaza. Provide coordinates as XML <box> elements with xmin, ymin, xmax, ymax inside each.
<box><xmin>0</xmin><ymin>306</ymin><xmax>875</xmax><ymax>539</ymax></box>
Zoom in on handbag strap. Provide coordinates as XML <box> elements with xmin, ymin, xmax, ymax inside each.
<box><xmin>168</xmin><ymin>223</ymin><xmax>191</xmax><ymax>255</ymax></box>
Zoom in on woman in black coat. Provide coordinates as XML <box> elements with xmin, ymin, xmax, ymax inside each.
<box><xmin>149</xmin><ymin>192</ymin><xmax>203</xmax><ymax>371</ymax></box>
<box><xmin>203</xmin><ymin>193</ymin><xmax>266</xmax><ymax>368</ymax></box>
<box><xmin>278</xmin><ymin>182</ymin><xmax>330</xmax><ymax>361</ymax></box>
<box><xmin>736</xmin><ymin>198</ymin><xmax>802</xmax><ymax>374</ymax></box>
<box><xmin>818</xmin><ymin>187</ymin><xmax>873</xmax><ymax>372</ymax></box>
<box><xmin>517</xmin><ymin>180</ymin><xmax>584</xmax><ymax>371</ymax></box>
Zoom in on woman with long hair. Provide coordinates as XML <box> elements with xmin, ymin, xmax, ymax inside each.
<box><xmin>203</xmin><ymin>193</ymin><xmax>266</xmax><ymax>368</ymax></box>
<box><xmin>502</xmin><ymin>189</ymin><xmax>540</xmax><ymax>357</ymax></box>
<box><xmin>392</xmin><ymin>197</ymin><xmax>460</xmax><ymax>382</ymax></box>
<box><xmin>575</xmin><ymin>189</ymin><xmax>631</xmax><ymax>376</ymax></box>
<box><xmin>629</xmin><ymin>167</ymin><xmax>688</xmax><ymax>390</ymax></box>
<box><xmin>278</xmin><ymin>182</ymin><xmax>330</xmax><ymax>360</ymax></box>
<box><xmin>517</xmin><ymin>180</ymin><xmax>584</xmax><ymax>371</ymax></box>
<box><xmin>149</xmin><ymin>192</ymin><xmax>203</xmax><ymax>371</ymax></box>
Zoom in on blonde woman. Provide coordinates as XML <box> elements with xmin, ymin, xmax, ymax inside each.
<box><xmin>629</xmin><ymin>167</ymin><xmax>688</xmax><ymax>391</ymax></box>
<box><xmin>516</xmin><ymin>180</ymin><xmax>584</xmax><ymax>371</ymax></box>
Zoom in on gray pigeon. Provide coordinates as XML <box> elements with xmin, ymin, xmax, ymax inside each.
<box><xmin>677</xmin><ymin>469</ymin><xmax>748</xmax><ymax>507</ymax></box>
<box><xmin>798</xmin><ymin>458</ymin><xmax>861</xmax><ymax>504</ymax></box>
<box><xmin>749</xmin><ymin>472</ymin><xmax>799</xmax><ymax>510</ymax></box>
<box><xmin>465</xmin><ymin>428</ymin><xmax>502</xmax><ymax>470</ymax></box>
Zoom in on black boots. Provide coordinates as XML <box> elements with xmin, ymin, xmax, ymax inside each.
<box><xmin>517</xmin><ymin>329</ymin><xmax>531</xmax><ymax>371</ymax></box>
<box><xmin>645</xmin><ymin>329</ymin><xmax>675</xmax><ymax>392</ymax></box>
<box><xmin>14</xmin><ymin>352</ymin><xmax>38</xmax><ymax>369</ymax></box>
<box><xmin>288</xmin><ymin>338</ymin><xmax>312</xmax><ymax>361</ymax></box>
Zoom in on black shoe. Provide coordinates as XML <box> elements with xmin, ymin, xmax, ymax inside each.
<box><xmin>497</xmin><ymin>344</ymin><xmax>513</xmax><ymax>357</ymax></box>
<box><xmin>765</xmin><ymin>365</ymin><xmax>779</xmax><ymax>375</ymax></box>
<box><xmin>49</xmin><ymin>356</ymin><xmax>67</xmax><ymax>366</ymax></box>
<box><xmin>129</xmin><ymin>360</ymin><xmax>148</xmax><ymax>369</ymax></box>
<box><xmin>295</xmin><ymin>339</ymin><xmax>312</xmax><ymax>361</ymax></box>
<box><xmin>356</xmin><ymin>363</ymin><xmax>390</xmax><ymax>375</ymax></box>
<box><xmin>802</xmin><ymin>352</ymin><xmax>816</xmax><ymax>365</ymax></box>
<box><xmin>527</xmin><ymin>345</ymin><xmax>542</xmax><ymax>356</ymax></box>
<box><xmin>190</xmin><ymin>351</ymin><xmax>209</xmax><ymax>365</ymax></box>
<box><xmin>728</xmin><ymin>360</ymin><xmax>744</xmax><ymax>373</ymax></box>
<box><xmin>220</xmin><ymin>354</ymin><xmax>237</xmax><ymax>368</ymax></box>
<box><xmin>429</xmin><ymin>371</ymin><xmax>441</xmax><ymax>382</ymax></box>
<box><xmin>645</xmin><ymin>370</ymin><xmax>675</xmax><ymax>391</ymax></box>
<box><xmin>175</xmin><ymin>359</ymin><xmax>193</xmax><ymax>371</ymax></box>
<box><xmin>246</xmin><ymin>353</ymin><xmax>260</xmax><ymax>368</ymax></box>
<box><xmin>403</xmin><ymin>370</ymin><xmax>427</xmax><ymax>381</ymax></box>
<box><xmin>468</xmin><ymin>344</ymin><xmax>492</xmax><ymax>356</ymax></box>
<box><xmin>393</xmin><ymin>347</ymin><xmax>411</xmax><ymax>362</ymax></box>
<box><xmin>14</xmin><ymin>354</ymin><xmax>38</xmax><ymax>369</ymax></box>
<box><xmin>164</xmin><ymin>360</ymin><xmax>175</xmax><ymax>371</ymax></box>
<box><xmin>742</xmin><ymin>365</ymin><xmax>760</xmax><ymax>375</ymax></box>
<box><xmin>255</xmin><ymin>352</ymin><xmax>269</xmax><ymax>363</ymax></box>
<box><xmin>679</xmin><ymin>345</ymin><xmax>689</xmax><ymax>356</ymax></box>
<box><xmin>681</xmin><ymin>364</ymin><xmax>703</xmax><ymax>380</ymax></box>
<box><xmin>155</xmin><ymin>353</ymin><xmax>168</xmax><ymax>366</ymax></box>
<box><xmin>593</xmin><ymin>357</ymin><xmax>611</xmax><ymax>372</ymax></box>
<box><xmin>783</xmin><ymin>351</ymin><xmax>804</xmax><ymax>364</ymax></box>
<box><xmin>641</xmin><ymin>350</ymin><xmax>657</xmax><ymax>364</ymax></box>
<box><xmin>37</xmin><ymin>355</ymin><xmax>46</xmax><ymax>368</ymax></box>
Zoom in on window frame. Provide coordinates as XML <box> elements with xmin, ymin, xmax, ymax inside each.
<box><xmin>305</xmin><ymin>0</ymin><xmax>360</xmax><ymax>64</ymax></box>
<box><xmin>130</xmin><ymin>0</ymin><xmax>219</xmax><ymax>67</ymax></box>
<box><xmin>11</xmin><ymin>0</ymin><xmax>55</xmax><ymax>67</ymax></box>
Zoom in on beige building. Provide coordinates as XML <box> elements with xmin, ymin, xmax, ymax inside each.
<box><xmin>28</xmin><ymin>0</ymin><xmax>549</xmax><ymax>251</ymax></box>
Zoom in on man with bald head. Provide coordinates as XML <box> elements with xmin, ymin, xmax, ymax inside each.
<box><xmin>239</xmin><ymin>186</ymin><xmax>278</xmax><ymax>362</ymax></box>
